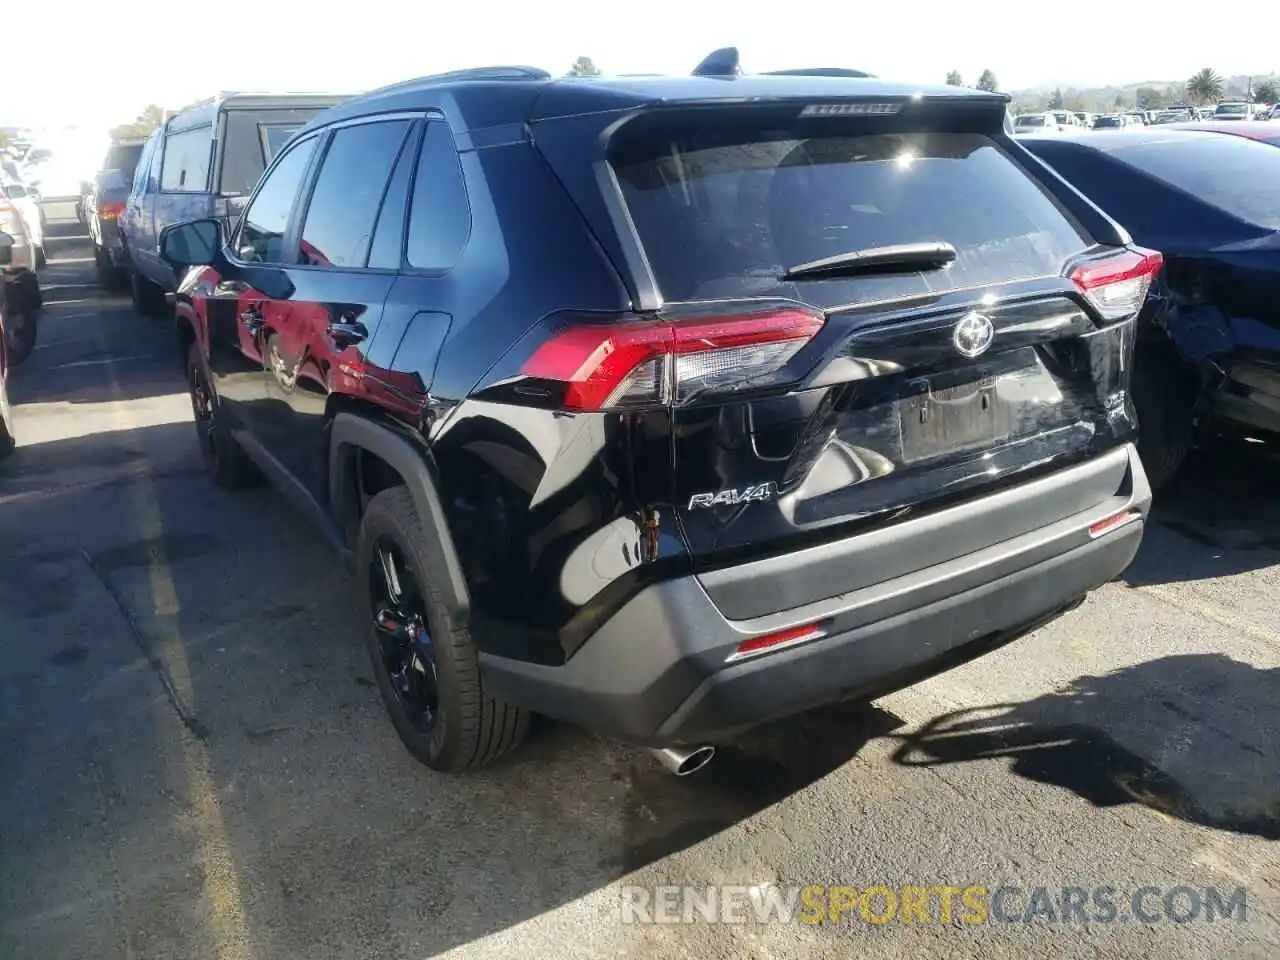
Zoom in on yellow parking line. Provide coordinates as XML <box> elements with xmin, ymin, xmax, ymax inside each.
<box><xmin>95</xmin><ymin>333</ymin><xmax>255</xmax><ymax>959</ymax></box>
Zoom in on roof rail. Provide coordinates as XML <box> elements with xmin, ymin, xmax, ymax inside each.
<box><xmin>763</xmin><ymin>67</ymin><xmax>874</xmax><ymax>79</ymax></box>
<box><xmin>419</xmin><ymin>65</ymin><xmax>551</xmax><ymax>84</ymax></box>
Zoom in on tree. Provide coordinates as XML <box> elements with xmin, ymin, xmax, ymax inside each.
<box><xmin>136</xmin><ymin>104</ymin><xmax>166</xmax><ymax>127</ymax></box>
<box><xmin>1047</xmin><ymin>88</ymin><xmax>1064</xmax><ymax>109</ymax></box>
<box><xmin>1135</xmin><ymin>85</ymin><xmax>1170</xmax><ymax>110</ymax></box>
<box><xmin>1254</xmin><ymin>79</ymin><xmax>1279</xmax><ymax>103</ymax></box>
<box><xmin>1185</xmin><ymin>68</ymin><xmax>1224</xmax><ymax>105</ymax></box>
<box><xmin>945</xmin><ymin>70</ymin><xmax>962</xmax><ymax>87</ymax></box>
<box><xmin>568</xmin><ymin>56</ymin><xmax>601</xmax><ymax>77</ymax></box>
<box><xmin>976</xmin><ymin>69</ymin><xmax>998</xmax><ymax>93</ymax></box>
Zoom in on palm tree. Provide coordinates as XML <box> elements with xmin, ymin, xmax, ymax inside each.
<box><xmin>1186</xmin><ymin>68</ymin><xmax>1224</xmax><ymax>105</ymax></box>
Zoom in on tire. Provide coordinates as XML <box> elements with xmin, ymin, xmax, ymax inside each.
<box><xmin>1131</xmin><ymin>348</ymin><xmax>1193</xmax><ymax>494</ymax></box>
<box><xmin>0</xmin><ymin>380</ymin><xmax>14</xmax><ymax>462</ymax></box>
<box><xmin>130</xmin><ymin>269</ymin><xmax>167</xmax><ymax>316</ymax></box>
<box><xmin>185</xmin><ymin>342</ymin><xmax>258</xmax><ymax>489</ymax></box>
<box><xmin>94</xmin><ymin>245</ymin><xmax>123</xmax><ymax>291</ymax></box>
<box><xmin>357</xmin><ymin>486</ymin><xmax>529</xmax><ymax>772</ymax></box>
<box><xmin>4</xmin><ymin>311</ymin><xmax>37</xmax><ymax>366</ymax></box>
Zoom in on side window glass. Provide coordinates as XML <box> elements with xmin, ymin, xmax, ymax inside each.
<box><xmin>298</xmin><ymin>120</ymin><xmax>411</xmax><ymax>268</ymax></box>
<box><xmin>132</xmin><ymin>136</ymin><xmax>157</xmax><ymax>196</ymax></box>
<box><xmin>366</xmin><ymin>124</ymin><xmax>421</xmax><ymax>270</ymax></box>
<box><xmin>405</xmin><ymin>121</ymin><xmax>471</xmax><ymax>271</ymax></box>
<box><xmin>236</xmin><ymin>136</ymin><xmax>318</xmax><ymax>265</ymax></box>
<box><xmin>160</xmin><ymin>128</ymin><xmax>212</xmax><ymax>193</ymax></box>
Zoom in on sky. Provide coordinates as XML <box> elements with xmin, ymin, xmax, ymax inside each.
<box><xmin>6</xmin><ymin>0</ymin><xmax>1277</xmax><ymax>132</ymax></box>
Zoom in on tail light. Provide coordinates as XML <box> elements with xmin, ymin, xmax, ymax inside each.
<box><xmin>99</xmin><ymin>201</ymin><xmax>126</xmax><ymax>221</ymax></box>
<box><xmin>1070</xmin><ymin>247</ymin><xmax>1163</xmax><ymax>321</ymax></box>
<box><xmin>519</xmin><ymin>307</ymin><xmax>825</xmax><ymax>410</ymax></box>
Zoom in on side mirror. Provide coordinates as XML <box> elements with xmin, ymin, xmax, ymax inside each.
<box><xmin>160</xmin><ymin>218</ymin><xmax>222</xmax><ymax>269</ymax></box>
<box><xmin>0</xmin><ymin>231</ymin><xmax>12</xmax><ymax>267</ymax></box>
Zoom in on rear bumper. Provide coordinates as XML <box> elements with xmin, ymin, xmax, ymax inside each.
<box><xmin>481</xmin><ymin>444</ymin><xmax>1150</xmax><ymax>745</ymax></box>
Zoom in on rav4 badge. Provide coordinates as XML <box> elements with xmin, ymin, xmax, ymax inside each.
<box><xmin>687</xmin><ymin>482</ymin><xmax>779</xmax><ymax>510</ymax></box>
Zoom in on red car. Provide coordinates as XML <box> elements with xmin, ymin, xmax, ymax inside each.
<box><xmin>1162</xmin><ymin>120</ymin><xmax>1280</xmax><ymax>147</ymax></box>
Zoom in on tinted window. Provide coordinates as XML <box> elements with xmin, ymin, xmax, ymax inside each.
<box><xmin>1018</xmin><ymin>116</ymin><xmax>1046</xmax><ymax>127</ymax></box>
<box><xmin>367</xmin><ymin>125</ymin><xmax>421</xmax><ymax>270</ymax></box>
<box><xmin>131</xmin><ymin>135</ymin><xmax>158</xmax><ymax>196</ymax></box>
<box><xmin>3</xmin><ymin>182</ymin><xmax>26</xmax><ymax>198</ymax></box>
<box><xmin>612</xmin><ymin>126</ymin><xmax>1090</xmax><ymax>304</ymax></box>
<box><xmin>405</xmin><ymin>122</ymin><xmax>471</xmax><ymax>271</ymax></box>
<box><xmin>1106</xmin><ymin>135</ymin><xmax>1280</xmax><ymax>228</ymax></box>
<box><xmin>161</xmin><ymin>127</ymin><xmax>212</xmax><ymax>192</ymax></box>
<box><xmin>105</xmin><ymin>143</ymin><xmax>145</xmax><ymax>177</ymax></box>
<box><xmin>220</xmin><ymin>107</ymin><xmax>334</xmax><ymax>197</ymax></box>
<box><xmin>299</xmin><ymin>120</ymin><xmax>411</xmax><ymax>268</ymax></box>
<box><xmin>1094</xmin><ymin>117</ymin><xmax>1122</xmax><ymax>128</ymax></box>
<box><xmin>237</xmin><ymin>136</ymin><xmax>318</xmax><ymax>264</ymax></box>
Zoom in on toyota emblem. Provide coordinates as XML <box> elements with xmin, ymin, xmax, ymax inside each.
<box><xmin>952</xmin><ymin>311</ymin><xmax>995</xmax><ymax>359</ymax></box>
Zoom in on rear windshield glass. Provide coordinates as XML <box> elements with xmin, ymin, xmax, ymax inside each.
<box><xmin>104</xmin><ymin>143</ymin><xmax>145</xmax><ymax>177</ymax></box>
<box><xmin>1017</xmin><ymin>116</ymin><xmax>1046</xmax><ymax>127</ymax></box>
<box><xmin>1094</xmin><ymin>117</ymin><xmax>1122</xmax><ymax>127</ymax></box>
<box><xmin>611</xmin><ymin>126</ymin><xmax>1089</xmax><ymax>304</ymax></box>
<box><xmin>1106</xmin><ymin>135</ymin><xmax>1280</xmax><ymax>229</ymax></box>
<box><xmin>220</xmin><ymin>107</ymin><xmax>330</xmax><ymax>196</ymax></box>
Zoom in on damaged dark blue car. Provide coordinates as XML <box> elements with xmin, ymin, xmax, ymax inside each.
<box><xmin>1022</xmin><ymin>128</ymin><xmax>1280</xmax><ymax>490</ymax></box>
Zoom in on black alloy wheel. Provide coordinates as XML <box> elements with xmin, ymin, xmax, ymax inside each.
<box><xmin>368</xmin><ymin>536</ymin><xmax>440</xmax><ymax>735</ymax></box>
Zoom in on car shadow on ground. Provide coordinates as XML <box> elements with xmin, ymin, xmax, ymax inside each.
<box><xmin>1125</xmin><ymin>433</ymin><xmax>1280</xmax><ymax>586</ymax></box>
<box><xmin>0</xmin><ymin>417</ymin><xmax>910</xmax><ymax>957</ymax></box>
<box><xmin>891</xmin><ymin>653</ymin><xmax>1279</xmax><ymax>840</ymax></box>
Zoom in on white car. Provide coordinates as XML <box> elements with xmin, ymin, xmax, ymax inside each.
<box><xmin>0</xmin><ymin>179</ymin><xmax>44</xmax><ymax>266</ymax></box>
<box><xmin>0</xmin><ymin>183</ymin><xmax>39</xmax><ymax>273</ymax></box>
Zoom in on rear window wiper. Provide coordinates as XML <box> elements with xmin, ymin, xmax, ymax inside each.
<box><xmin>781</xmin><ymin>242</ymin><xmax>957</xmax><ymax>281</ymax></box>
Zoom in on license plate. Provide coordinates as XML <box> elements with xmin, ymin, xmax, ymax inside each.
<box><xmin>899</xmin><ymin>375</ymin><xmax>1013</xmax><ymax>463</ymax></box>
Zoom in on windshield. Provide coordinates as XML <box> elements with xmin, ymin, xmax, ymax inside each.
<box><xmin>611</xmin><ymin>124</ymin><xmax>1089</xmax><ymax>305</ymax></box>
<box><xmin>1215</xmin><ymin>104</ymin><xmax>1247</xmax><ymax>115</ymax></box>
<box><xmin>1107</xmin><ymin>134</ymin><xmax>1280</xmax><ymax>229</ymax></box>
<box><xmin>1017</xmin><ymin>116</ymin><xmax>1046</xmax><ymax>127</ymax></box>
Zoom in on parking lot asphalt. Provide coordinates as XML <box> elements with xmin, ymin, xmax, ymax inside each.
<box><xmin>1</xmin><ymin>211</ymin><xmax>1277</xmax><ymax>960</ymax></box>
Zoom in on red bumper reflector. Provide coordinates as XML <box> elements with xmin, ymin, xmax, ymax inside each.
<box><xmin>1088</xmin><ymin>508</ymin><xmax>1141</xmax><ymax>538</ymax></box>
<box><xmin>728</xmin><ymin>623</ymin><xmax>825</xmax><ymax>662</ymax></box>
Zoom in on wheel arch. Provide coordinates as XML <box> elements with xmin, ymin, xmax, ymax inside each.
<box><xmin>329</xmin><ymin>411</ymin><xmax>471</xmax><ymax>616</ymax></box>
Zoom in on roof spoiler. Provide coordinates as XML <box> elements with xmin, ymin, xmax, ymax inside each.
<box><xmin>692</xmin><ymin>48</ymin><xmax>872</xmax><ymax>79</ymax></box>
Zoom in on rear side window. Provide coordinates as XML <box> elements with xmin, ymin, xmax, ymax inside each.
<box><xmin>161</xmin><ymin>127</ymin><xmax>212</xmax><ymax>192</ymax></box>
<box><xmin>220</xmin><ymin>107</ymin><xmax>334</xmax><ymax>197</ymax></box>
<box><xmin>299</xmin><ymin>120</ymin><xmax>412</xmax><ymax>268</ymax></box>
<box><xmin>405</xmin><ymin>122</ymin><xmax>471</xmax><ymax>271</ymax></box>
<box><xmin>367</xmin><ymin>125</ymin><xmax>421</xmax><ymax>270</ymax></box>
<box><xmin>611</xmin><ymin>125</ymin><xmax>1090</xmax><ymax>304</ymax></box>
<box><xmin>1105</xmin><ymin>135</ymin><xmax>1280</xmax><ymax>229</ymax></box>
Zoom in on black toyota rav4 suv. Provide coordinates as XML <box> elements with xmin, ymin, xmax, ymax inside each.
<box><xmin>161</xmin><ymin>58</ymin><xmax>1156</xmax><ymax>775</ymax></box>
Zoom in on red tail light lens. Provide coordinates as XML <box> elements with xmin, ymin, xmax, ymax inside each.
<box><xmin>99</xmin><ymin>201</ymin><xmax>126</xmax><ymax>221</ymax></box>
<box><xmin>520</xmin><ymin>307</ymin><xmax>824</xmax><ymax>410</ymax></box>
<box><xmin>1069</xmin><ymin>247</ymin><xmax>1163</xmax><ymax>321</ymax></box>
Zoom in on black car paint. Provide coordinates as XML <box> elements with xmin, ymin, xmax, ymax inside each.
<box><xmin>1021</xmin><ymin>132</ymin><xmax>1280</xmax><ymax>435</ymax></box>
<box><xmin>176</xmin><ymin>74</ymin><xmax>1143</xmax><ymax>689</ymax></box>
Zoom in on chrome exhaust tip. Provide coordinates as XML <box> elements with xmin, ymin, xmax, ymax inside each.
<box><xmin>648</xmin><ymin>744</ymin><xmax>716</xmax><ymax>776</ymax></box>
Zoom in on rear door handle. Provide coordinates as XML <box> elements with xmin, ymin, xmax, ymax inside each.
<box><xmin>327</xmin><ymin>320</ymin><xmax>368</xmax><ymax>346</ymax></box>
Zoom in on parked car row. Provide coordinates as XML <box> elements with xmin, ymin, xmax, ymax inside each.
<box><xmin>151</xmin><ymin>52</ymin><xmax>1159</xmax><ymax>776</ymax></box>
